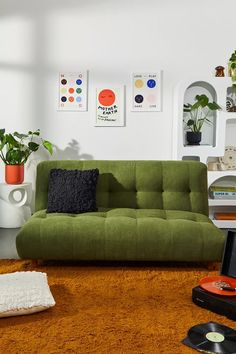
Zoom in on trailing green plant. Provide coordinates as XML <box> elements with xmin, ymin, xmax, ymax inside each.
<box><xmin>229</xmin><ymin>50</ymin><xmax>236</xmax><ymax>82</ymax></box>
<box><xmin>0</xmin><ymin>129</ymin><xmax>53</xmax><ymax>165</ymax></box>
<box><xmin>183</xmin><ymin>94</ymin><xmax>221</xmax><ymax>133</ymax></box>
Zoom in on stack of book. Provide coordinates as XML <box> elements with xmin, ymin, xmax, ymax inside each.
<box><xmin>209</xmin><ymin>185</ymin><xmax>236</xmax><ymax>199</ymax></box>
<box><xmin>214</xmin><ymin>212</ymin><xmax>236</xmax><ymax>220</ymax></box>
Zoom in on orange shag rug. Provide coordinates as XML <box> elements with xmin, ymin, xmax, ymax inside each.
<box><xmin>0</xmin><ymin>260</ymin><xmax>235</xmax><ymax>354</ymax></box>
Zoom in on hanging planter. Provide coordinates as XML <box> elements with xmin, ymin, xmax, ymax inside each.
<box><xmin>5</xmin><ymin>164</ymin><xmax>24</xmax><ymax>184</ymax></box>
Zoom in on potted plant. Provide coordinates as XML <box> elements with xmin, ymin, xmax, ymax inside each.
<box><xmin>183</xmin><ymin>94</ymin><xmax>221</xmax><ymax>145</ymax></box>
<box><xmin>0</xmin><ymin>129</ymin><xmax>53</xmax><ymax>184</ymax></box>
<box><xmin>228</xmin><ymin>50</ymin><xmax>236</xmax><ymax>81</ymax></box>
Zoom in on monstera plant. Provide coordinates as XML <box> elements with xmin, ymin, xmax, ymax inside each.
<box><xmin>183</xmin><ymin>94</ymin><xmax>221</xmax><ymax>145</ymax></box>
<box><xmin>0</xmin><ymin>129</ymin><xmax>53</xmax><ymax>184</ymax></box>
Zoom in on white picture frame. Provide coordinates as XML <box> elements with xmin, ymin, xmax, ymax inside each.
<box><xmin>58</xmin><ymin>71</ymin><xmax>88</xmax><ymax>111</ymax></box>
<box><xmin>131</xmin><ymin>71</ymin><xmax>162</xmax><ymax>112</ymax></box>
<box><xmin>95</xmin><ymin>87</ymin><xmax>124</xmax><ymax>126</ymax></box>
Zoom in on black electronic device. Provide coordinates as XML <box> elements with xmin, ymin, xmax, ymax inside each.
<box><xmin>192</xmin><ymin>286</ymin><xmax>236</xmax><ymax>321</ymax></box>
<box><xmin>221</xmin><ymin>230</ymin><xmax>236</xmax><ymax>279</ymax></box>
<box><xmin>192</xmin><ymin>230</ymin><xmax>236</xmax><ymax>320</ymax></box>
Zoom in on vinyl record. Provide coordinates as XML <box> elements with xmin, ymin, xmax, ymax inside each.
<box><xmin>219</xmin><ymin>146</ymin><xmax>236</xmax><ymax>170</ymax></box>
<box><xmin>200</xmin><ymin>276</ymin><xmax>236</xmax><ymax>296</ymax></box>
<box><xmin>188</xmin><ymin>322</ymin><xmax>236</xmax><ymax>354</ymax></box>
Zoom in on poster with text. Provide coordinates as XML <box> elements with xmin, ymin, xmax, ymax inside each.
<box><xmin>132</xmin><ymin>72</ymin><xmax>162</xmax><ymax>112</ymax></box>
<box><xmin>58</xmin><ymin>71</ymin><xmax>88</xmax><ymax>111</ymax></box>
<box><xmin>95</xmin><ymin>87</ymin><xmax>124</xmax><ymax>126</ymax></box>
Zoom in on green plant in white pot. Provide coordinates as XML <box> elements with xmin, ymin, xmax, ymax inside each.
<box><xmin>183</xmin><ymin>94</ymin><xmax>221</xmax><ymax>145</ymax></box>
<box><xmin>0</xmin><ymin>129</ymin><xmax>53</xmax><ymax>184</ymax></box>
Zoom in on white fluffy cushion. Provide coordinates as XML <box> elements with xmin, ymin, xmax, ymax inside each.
<box><xmin>0</xmin><ymin>271</ymin><xmax>55</xmax><ymax>318</ymax></box>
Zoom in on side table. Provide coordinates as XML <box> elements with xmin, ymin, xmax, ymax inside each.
<box><xmin>0</xmin><ymin>183</ymin><xmax>32</xmax><ymax>228</ymax></box>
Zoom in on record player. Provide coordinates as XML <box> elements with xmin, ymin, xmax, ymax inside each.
<box><xmin>192</xmin><ymin>230</ymin><xmax>236</xmax><ymax>321</ymax></box>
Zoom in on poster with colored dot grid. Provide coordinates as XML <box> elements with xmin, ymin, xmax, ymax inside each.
<box><xmin>58</xmin><ymin>72</ymin><xmax>87</xmax><ymax>111</ymax></box>
<box><xmin>131</xmin><ymin>72</ymin><xmax>162</xmax><ymax>112</ymax></box>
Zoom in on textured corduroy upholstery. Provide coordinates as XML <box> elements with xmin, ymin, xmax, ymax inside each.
<box><xmin>16</xmin><ymin>160</ymin><xmax>225</xmax><ymax>261</ymax></box>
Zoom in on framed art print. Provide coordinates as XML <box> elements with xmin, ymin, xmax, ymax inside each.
<box><xmin>95</xmin><ymin>87</ymin><xmax>124</xmax><ymax>126</ymax></box>
<box><xmin>131</xmin><ymin>72</ymin><xmax>162</xmax><ymax>112</ymax></box>
<box><xmin>58</xmin><ymin>71</ymin><xmax>88</xmax><ymax>111</ymax></box>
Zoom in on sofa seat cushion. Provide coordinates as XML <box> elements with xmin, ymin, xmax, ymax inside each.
<box><xmin>16</xmin><ymin>208</ymin><xmax>224</xmax><ymax>262</ymax></box>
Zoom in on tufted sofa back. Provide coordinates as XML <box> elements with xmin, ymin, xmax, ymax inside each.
<box><xmin>35</xmin><ymin>160</ymin><xmax>209</xmax><ymax>215</ymax></box>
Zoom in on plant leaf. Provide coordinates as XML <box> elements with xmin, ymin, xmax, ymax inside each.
<box><xmin>0</xmin><ymin>135</ymin><xmax>6</xmax><ymax>150</ymax></box>
<box><xmin>187</xmin><ymin>119</ymin><xmax>194</xmax><ymax>127</ymax></box>
<box><xmin>196</xmin><ymin>94</ymin><xmax>209</xmax><ymax>107</ymax></box>
<box><xmin>0</xmin><ymin>128</ymin><xmax>5</xmax><ymax>136</ymax></box>
<box><xmin>207</xmin><ymin>102</ymin><xmax>221</xmax><ymax>110</ymax></box>
<box><xmin>6</xmin><ymin>134</ymin><xmax>19</xmax><ymax>147</ymax></box>
<box><xmin>33</xmin><ymin>129</ymin><xmax>40</xmax><ymax>136</ymax></box>
<box><xmin>14</xmin><ymin>131</ymin><xmax>29</xmax><ymax>139</ymax></box>
<box><xmin>28</xmin><ymin>142</ymin><xmax>39</xmax><ymax>151</ymax></box>
<box><xmin>43</xmin><ymin>140</ymin><xmax>53</xmax><ymax>155</ymax></box>
<box><xmin>6</xmin><ymin>149</ymin><xmax>24</xmax><ymax>164</ymax></box>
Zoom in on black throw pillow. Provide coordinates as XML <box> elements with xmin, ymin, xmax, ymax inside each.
<box><xmin>47</xmin><ymin>168</ymin><xmax>99</xmax><ymax>213</ymax></box>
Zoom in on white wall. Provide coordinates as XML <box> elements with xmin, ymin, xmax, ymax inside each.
<box><xmin>0</xmin><ymin>0</ymin><xmax>235</xmax><ymax>186</ymax></box>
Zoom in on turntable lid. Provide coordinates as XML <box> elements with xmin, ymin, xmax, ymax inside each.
<box><xmin>221</xmin><ymin>230</ymin><xmax>236</xmax><ymax>279</ymax></box>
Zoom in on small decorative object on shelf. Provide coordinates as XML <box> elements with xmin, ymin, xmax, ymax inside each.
<box><xmin>0</xmin><ymin>129</ymin><xmax>53</xmax><ymax>184</ymax></box>
<box><xmin>226</xmin><ymin>85</ymin><xmax>236</xmax><ymax>112</ymax></box>
<box><xmin>183</xmin><ymin>94</ymin><xmax>221</xmax><ymax>145</ymax></box>
<box><xmin>219</xmin><ymin>146</ymin><xmax>236</xmax><ymax>170</ymax></box>
<box><xmin>228</xmin><ymin>50</ymin><xmax>236</xmax><ymax>81</ymax></box>
<box><xmin>215</xmin><ymin>66</ymin><xmax>225</xmax><ymax>77</ymax></box>
<box><xmin>207</xmin><ymin>161</ymin><xmax>220</xmax><ymax>171</ymax></box>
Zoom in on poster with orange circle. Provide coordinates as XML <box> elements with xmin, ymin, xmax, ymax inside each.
<box><xmin>95</xmin><ymin>87</ymin><xmax>124</xmax><ymax>126</ymax></box>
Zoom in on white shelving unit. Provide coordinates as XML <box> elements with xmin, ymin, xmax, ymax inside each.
<box><xmin>173</xmin><ymin>76</ymin><xmax>235</xmax><ymax>163</ymax></box>
<box><xmin>208</xmin><ymin>171</ymin><xmax>236</xmax><ymax>228</ymax></box>
<box><xmin>208</xmin><ymin>170</ymin><xmax>236</xmax><ymax>186</ymax></box>
<box><xmin>209</xmin><ymin>199</ymin><xmax>236</xmax><ymax>206</ymax></box>
<box><xmin>213</xmin><ymin>220</ymin><xmax>236</xmax><ymax>228</ymax></box>
<box><xmin>173</xmin><ymin>77</ymin><xmax>236</xmax><ymax>229</ymax></box>
<box><xmin>208</xmin><ymin>197</ymin><xmax>236</xmax><ymax>228</ymax></box>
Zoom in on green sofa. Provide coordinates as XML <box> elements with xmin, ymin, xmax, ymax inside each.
<box><xmin>16</xmin><ymin>160</ymin><xmax>225</xmax><ymax>261</ymax></box>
